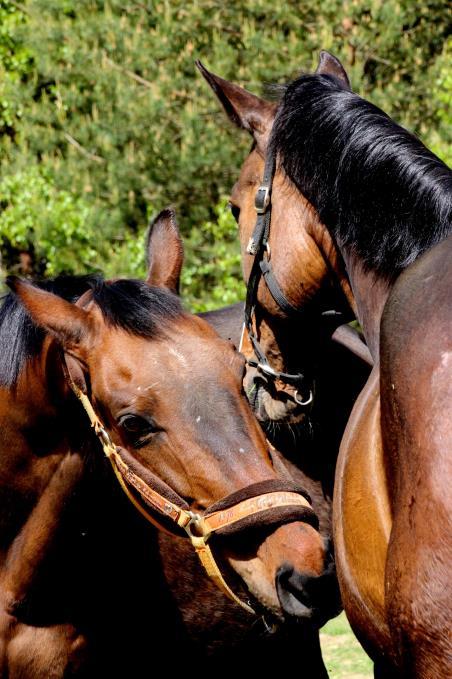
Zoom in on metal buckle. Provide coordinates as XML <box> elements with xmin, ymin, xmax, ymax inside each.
<box><xmin>256</xmin><ymin>362</ymin><xmax>280</xmax><ymax>379</ymax></box>
<box><xmin>254</xmin><ymin>185</ymin><xmax>271</xmax><ymax>214</ymax></box>
<box><xmin>184</xmin><ymin>511</ymin><xmax>211</xmax><ymax>541</ymax></box>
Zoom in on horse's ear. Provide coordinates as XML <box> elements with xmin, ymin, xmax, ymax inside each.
<box><xmin>6</xmin><ymin>276</ymin><xmax>94</xmax><ymax>354</ymax></box>
<box><xmin>316</xmin><ymin>51</ymin><xmax>351</xmax><ymax>90</ymax></box>
<box><xmin>145</xmin><ymin>208</ymin><xmax>184</xmax><ymax>293</ymax></box>
<box><xmin>196</xmin><ymin>60</ymin><xmax>276</xmax><ymax>150</ymax></box>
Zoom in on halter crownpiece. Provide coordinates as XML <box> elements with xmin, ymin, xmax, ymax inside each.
<box><xmin>63</xmin><ymin>357</ymin><xmax>318</xmax><ymax>616</ymax></box>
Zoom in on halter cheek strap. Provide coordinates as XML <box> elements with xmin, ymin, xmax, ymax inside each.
<box><xmin>242</xmin><ymin>147</ymin><xmax>313</xmax><ymax>399</ymax></box>
<box><xmin>64</xmin><ymin>361</ymin><xmax>317</xmax><ymax>616</ymax></box>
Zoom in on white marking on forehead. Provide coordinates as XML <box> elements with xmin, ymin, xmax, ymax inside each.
<box><xmin>168</xmin><ymin>346</ymin><xmax>188</xmax><ymax>368</ymax></box>
<box><xmin>441</xmin><ymin>351</ymin><xmax>452</xmax><ymax>367</ymax></box>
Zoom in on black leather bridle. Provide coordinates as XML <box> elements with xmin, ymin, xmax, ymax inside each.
<box><xmin>241</xmin><ymin>146</ymin><xmax>315</xmax><ymax>406</ymax></box>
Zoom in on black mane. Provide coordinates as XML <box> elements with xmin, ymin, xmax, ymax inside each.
<box><xmin>0</xmin><ymin>274</ymin><xmax>183</xmax><ymax>387</ymax></box>
<box><xmin>271</xmin><ymin>73</ymin><xmax>452</xmax><ymax>277</ymax></box>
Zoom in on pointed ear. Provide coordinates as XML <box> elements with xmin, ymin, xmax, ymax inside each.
<box><xmin>196</xmin><ymin>60</ymin><xmax>276</xmax><ymax>151</ymax></box>
<box><xmin>316</xmin><ymin>51</ymin><xmax>351</xmax><ymax>91</ymax></box>
<box><xmin>6</xmin><ymin>276</ymin><xmax>94</xmax><ymax>354</ymax></box>
<box><xmin>145</xmin><ymin>208</ymin><xmax>184</xmax><ymax>293</ymax></box>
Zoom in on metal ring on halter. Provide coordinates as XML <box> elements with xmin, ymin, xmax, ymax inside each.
<box><xmin>294</xmin><ymin>389</ymin><xmax>314</xmax><ymax>407</ymax></box>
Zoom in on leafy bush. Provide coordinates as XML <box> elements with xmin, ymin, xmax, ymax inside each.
<box><xmin>0</xmin><ymin>166</ymin><xmax>100</xmax><ymax>275</ymax></box>
<box><xmin>0</xmin><ymin>0</ymin><xmax>450</xmax><ymax>307</ymax></box>
<box><xmin>181</xmin><ymin>197</ymin><xmax>245</xmax><ymax>311</ymax></box>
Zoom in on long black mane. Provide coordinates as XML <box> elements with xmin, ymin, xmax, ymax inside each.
<box><xmin>0</xmin><ymin>274</ymin><xmax>183</xmax><ymax>387</ymax></box>
<box><xmin>271</xmin><ymin>73</ymin><xmax>452</xmax><ymax>277</ymax></box>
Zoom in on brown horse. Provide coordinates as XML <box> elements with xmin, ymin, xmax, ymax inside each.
<box><xmin>0</xmin><ymin>209</ymin><xmax>329</xmax><ymax>676</ymax></box>
<box><xmin>198</xmin><ymin>53</ymin><xmax>452</xmax><ymax>677</ymax></box>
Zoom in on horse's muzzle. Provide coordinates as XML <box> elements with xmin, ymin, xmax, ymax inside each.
<box><xmin>275</xmin><ymin>540</ymin><xmax>342</xmax><ymax>626</ymax></box>
<box><xmin>248</xmin><ymin>375</ymin><xmax>309</xmax><ymax>426</ymax></box>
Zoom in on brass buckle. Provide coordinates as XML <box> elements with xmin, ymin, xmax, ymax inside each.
<box><xmin>183</xmin><ymin>511</ymin><xmax>211</xmax><ymax>543</ymax></box>
<box><xmin>254</xmin><ymin>185</ymin><xmax>271</xmax><ymax>214</ymax></box>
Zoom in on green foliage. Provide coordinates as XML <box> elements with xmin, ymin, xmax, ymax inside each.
<box><xmin>0</xmin><ymin>0</ymin><xmax>450</xmax><ymax>306</ymax></box>
<box><xmin>0</xmin><ymin>165</ymin><xmax>101</xmax><ymax>275</ymax></box>
<box><xmin>102</xmin><ymin>196</ymin><xmax>245</xmax><ymax>312</ymax></box>
<box><xmin>0</xmin><ymin>1</ymin><xmax>31</xmax><ymax>132</ymax></box>
<box><xmin>181</xmin><ymin>197</ymin><xmax>245</xmax><ymax>311</ymax></box>
<box><xmin>424</xmin><ymin>38</ymin><xmax>452</xmax><ymax>166</ymax></box>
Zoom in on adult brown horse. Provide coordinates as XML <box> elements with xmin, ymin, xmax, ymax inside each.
<box><xmin>198</xmin><ymin>54</ymin><xmax>452</xmax><ymax>677</ymax></box>
<box><xmin>0</xmin><ymin>209</ymin><xmax>328</xmax><ymax>676</ymax></box>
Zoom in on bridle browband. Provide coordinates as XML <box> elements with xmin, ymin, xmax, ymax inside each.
<box><xmin>64</xmin><ymin>360</ymin><xmax>318</xmax><ymax>616</ymax></box>
<box><xmin>242</xmin><ymin>146</ymin><xmax>313</xmax><ymax>404</ymax></box>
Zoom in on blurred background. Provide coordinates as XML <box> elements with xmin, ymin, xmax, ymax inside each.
<box><xmin>0</xmin><ymin>0</ymin><xmax>450</xmax><ymax>310</ymax></box>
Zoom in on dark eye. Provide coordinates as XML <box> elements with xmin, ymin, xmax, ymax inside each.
<box><xmin>228</xmin><ymin>202</ymin><xmax>241</xmax><ymax>223</ymax></box>
<box><xmin>118</xmin><ymin>414</ymin><xmax>158</xmax><ymax>448</ymax></box>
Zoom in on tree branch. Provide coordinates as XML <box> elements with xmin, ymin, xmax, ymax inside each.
<box><xmin>104</xmin><ymin>55</ymin><xmax>153</xmax><ymax>89</ymax></box>
<box><xmin>63</xmin><ymin>133</ymin><xmax>105</xmax><ymax>164</ymax></box>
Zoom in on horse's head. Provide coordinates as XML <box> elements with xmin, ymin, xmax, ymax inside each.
<box><xmin>197</xmin><ymin>54</ymin><xmax>356</xmax><ymax>427</ymax></box>
<box><xmin>6</xmin><ymin>209</ymin><xmax>333</xmax><ymax>624</ymax></box>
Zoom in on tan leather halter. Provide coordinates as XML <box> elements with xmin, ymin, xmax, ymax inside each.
<box><xmin>67</xmin><ymin>373</ymin><xmax>317</xmax><ymax>615</ymax></box>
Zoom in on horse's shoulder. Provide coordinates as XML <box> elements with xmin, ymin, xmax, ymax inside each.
<box><xmin>382</xmin><ymin>234</ymin><xmax>452</xmax><ymax>366</ymax></box>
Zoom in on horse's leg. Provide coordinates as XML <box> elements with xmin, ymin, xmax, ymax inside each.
<box><xmin>216</xmin><ymin>626</ymin><xmax>330</xmax><ymax>677</ymax></box>
<box><xmin>299</xmin><ymin>629</ymin><xmax>329</xmax><ymax>678</ymax></box>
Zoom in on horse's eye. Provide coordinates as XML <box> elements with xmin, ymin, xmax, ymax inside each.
<box><xmin>118</xmin><ymin>414</ymin><xmax>158</xmax><ymax>448</ymax></box>
<box><xmin>228</xmin><ymin>202</ymin><xmax>241</xmax><ymax>223</ymax></box>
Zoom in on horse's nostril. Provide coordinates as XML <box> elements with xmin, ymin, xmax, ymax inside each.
<box><xmin>276</xmin><ymin>564</ymin><xmax>314</xmax><ymax>620</ymax></box>
<box><xmin>277</xmin><ymin>557</ymin><xmax>343</xmax><ymax>625</ymax></box>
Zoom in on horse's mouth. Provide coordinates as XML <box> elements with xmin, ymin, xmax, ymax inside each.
<box><xmin>211</xmin><ymin>538</ymin><xmax>285</xmax><ymax>621</ymax></box>
<box><xmin>248</xmin><ymin>381</ymin><xmax>309</xmax><ymax>427</ymax></box>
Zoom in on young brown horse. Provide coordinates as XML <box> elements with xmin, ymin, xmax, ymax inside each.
<box><xmin>0</xmin><ymin>210</ymin><xmax>329</xmax><ymax>676</ymax></box>
<box><xmin>198</xmin><ymin>54</ymin><xmax>452</xmax><ymax>677</ymax></box>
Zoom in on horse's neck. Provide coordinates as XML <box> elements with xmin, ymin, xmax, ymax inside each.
<box><xmin>0</xmin><ymin>344</ymin><xmax>85</xmax><ymax>606</ymax></box>
<box><xmin>0</xmin><ymin>342</ymin><xmax>70</xmax><ymax>498</ymax></box>
<box><xmin>341</xmin><ymin>253</ymin><xmax>391</xmax><ymax>364</ymax></box>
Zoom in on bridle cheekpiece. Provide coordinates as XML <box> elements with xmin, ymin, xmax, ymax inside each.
<box><xmin>241</xmin><ymin>147</ymin><xmax>313</xmax><ymax>405</ymax></box>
